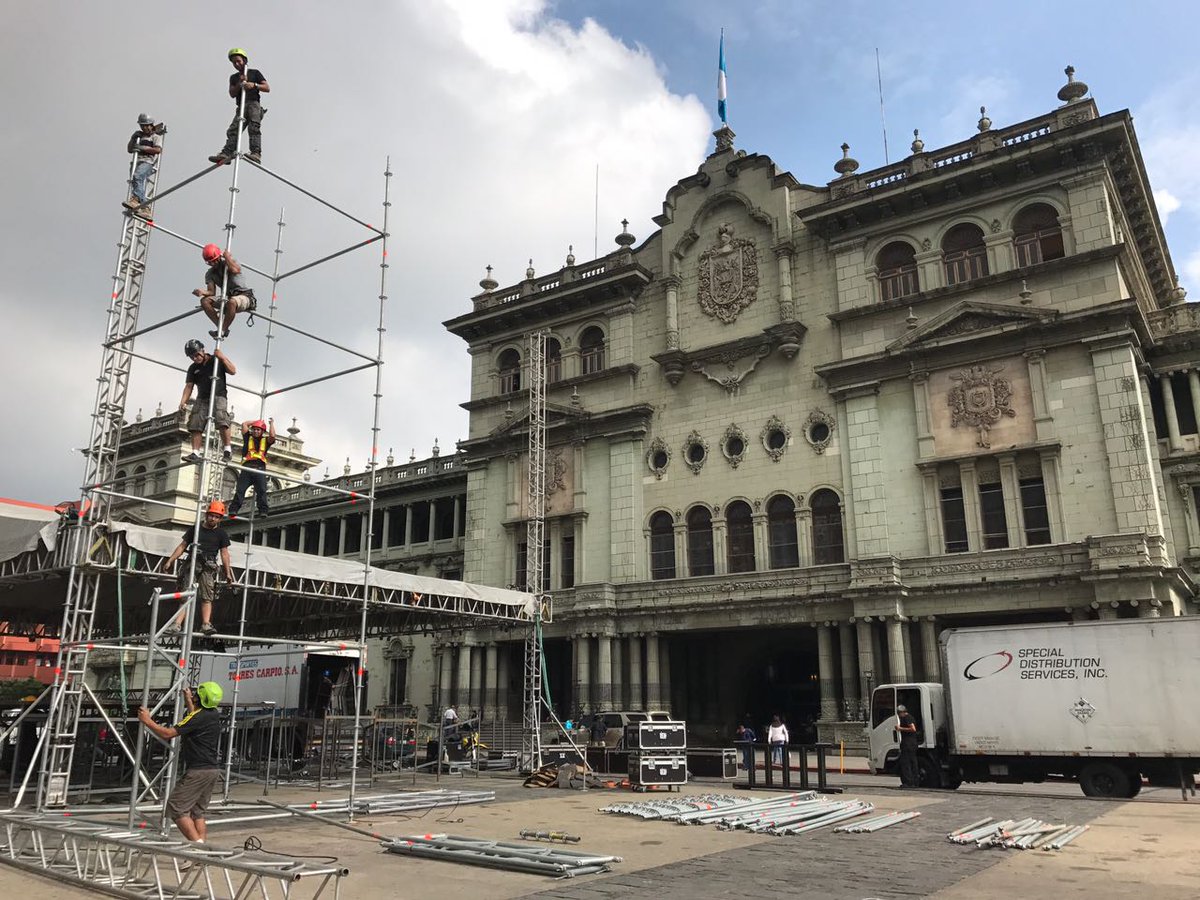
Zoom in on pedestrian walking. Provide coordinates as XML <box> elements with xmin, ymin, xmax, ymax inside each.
<box><xmin>736</xmin><ymin>723</ymin><xmax>757</xmax><ymax>770</ymax></box>
<box><xmin>767</xmin><ymin>714</ymin><xmax>789</xmax><ymax>767</ymax></box>
<box><xmin>123</xmin><ymin>113</ymin><xmax>164</xmax><ymax>211</ymax></box>
<box><xmin>209</xmin><ymin>48</ymin><xmax>269</xmax><ymax>165</ymax></box>
<box><xmin>227</xmin><ymin>418</ymin><xmax>276</xmax><ymax>519</ymax></box>
<box><xmin>138</xmin><ymin>682</ymin><xmax>224</xmax><ymax>844</ymax></box>
<box><xmin>194</xmin><ymin>244</ymin><xmax>257</xmax><ymax>340</ymax></box>
<box><xmin>179</xmin><ymin>339</ymin><xmax>235</xmax><ymax>463</ymax></box>
<box><xmin>163</xmin><ymin>500</ymin><xmax>233</xmax><ymax>636</ymax></box>
<box><xmin>895</xmin><ymin>703</ymin><xmax>920</xmax><ymax>787</ymax></box>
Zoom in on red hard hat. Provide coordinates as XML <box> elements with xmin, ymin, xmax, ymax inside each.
<box><xmin>202</xmin><ymin>243</ymin><xmax>223</xmax><ymax>263</ymax></box>
<box><xmin>251</xmin><ymin>419</ymin><xmax>267</xmax><ymax>431</ymax></box>
<box><xmin>207</xmin><ymin>500</ymin><xmax>227</xmax><ymax>516</ymax></box>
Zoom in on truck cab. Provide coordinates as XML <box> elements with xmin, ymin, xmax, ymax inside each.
<box><xmin>868</xmin><ymin>682</ymin><xmax>955</xmax><ymax>788</ymax></box>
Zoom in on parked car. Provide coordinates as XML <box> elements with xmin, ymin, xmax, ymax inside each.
<box><xmin>589</xmin><ymin>710</ymin><xmax>672</xmax><ymax>748</ymax></box>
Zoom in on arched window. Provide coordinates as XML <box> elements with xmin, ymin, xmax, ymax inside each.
<box><xmin>649</xmin><ymin>511</ymin><xmax>676</xmax><ymax>580</ymax></box>
<box><xmin>686</xmin><ymin>506</ymin><xmax>715</xmax><ymax>577</ymax></box>
<box><xmin>153</xmin><ymin>460</ymin><xmax>168</xmax><ymax>495</ymax></box>
<box><xmin>580</xmin><ymin>326</ymin><xmax>606</xmax><ymax>375</ymax></box>
<box><xmin>876</xmin><ymin>241</ymin><xmax>919</xmax><ymax>302</ymax></box>
<box><xmin>942</xmin><ymin>223</ymin><xmax>988</xmax><ymax>286</ymax></box>
<box><xmin>545</xmin><ymin>337</ymin><xmax>562</xmax><ymax>383</ymax></box>
<box><xmin>498</xmin><ymin>348</ymin><xmax>521</xmax><ymax>394</ymax></box>
<box><xmin>811</xmin><ymin>489</ymin><xmax>845</xmax><ymax>565</ymax></box>
<box><xmin>726</xmin><ymin>500</ymin><xmax>755</xmax><ymax>573</ymax></box>
<box><xmin>132</xmin><ymin>465</ymin><xmax>147</xmax><ymax>498</ymax></box>
<box><xmin>1012</xmin><ymin>203</ymin><xmax>1065</xmax><ymax>267</ymax></box>
<box><xmin>767</xmin><ymin>495</ymin><xmax>799</xmax><ymax>569</ymax></box>
<box><xmin>115</xmin><ymin>469</ymin><xmax>127</xmax><ymax>495</ymax></box>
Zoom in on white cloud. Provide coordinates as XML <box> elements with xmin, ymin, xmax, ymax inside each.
<box><xmin>1155</xmin><ymin>189</ymin><xmax>1181</xmax><ymax>225</ymax></box>
<box><xmin>0</xmin><ymin>1</ymin><xmax>712</xmax><ymax>503</ymax></box>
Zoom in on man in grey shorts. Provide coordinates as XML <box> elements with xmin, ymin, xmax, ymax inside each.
<box><xmin>194</xmin><ymin>243</ymin><xmax>257</xmax><ymax>340</ymax></box>
<box><xmin>179</xmin><ymin>339</ymin><xmax>237</xmax><ymax>463</ymax></box>
<box><xmin>138</xmin><ymin>682</ymin><xmax>224</xmax><ymax>843</ymax></box>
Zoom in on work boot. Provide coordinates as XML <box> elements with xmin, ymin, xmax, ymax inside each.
<box><xmin>123</xmin><ymin>198</ymin><xmax>140</xmax><ymax>210</ymax></box>
<box><xmin>182</xmin><ymin>452</ymin><xmax>202</xmax><ymax>464</ymax></box>
<box><xmin>222</xmin><ymin>448</ymin><xmax>232</xmax><ymax>461</ymax></box>
<box><xmin>200</xmin><ymin>622</ymin><xmax>217</xmax><ymax>636</ymax></box>
<box><xmin>208</xmin><ymin>153</ymin><xmax>230</xmax><ymax>164</ymax></box>
<box><xmin>245</xmin><ymin>152</ymin><xmax>262</xmax><ymax>164</ymax></box>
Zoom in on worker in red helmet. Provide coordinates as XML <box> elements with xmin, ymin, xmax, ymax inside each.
<box><xmin>163</xmin><ymin>500</ymin><xmax>233</xmax><ymax>636</ymax></box>
<box><xmin>193</xmin><ymin>244</ymin><xmax>257</xmax><ymax>340</ymax></box>
<box><xmin>208</xmin><ymin>47</ymin><xmax>269</xmax><ymax>165</ymax></box>
<box><xmin>228</xmin><ymin>417</ymin><xmax>277</xmax><ymax>519</ymax></box>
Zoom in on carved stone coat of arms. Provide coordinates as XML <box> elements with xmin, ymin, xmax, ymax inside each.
<box><xmin>948</xmin><ymin>365</ymin><xmax>1017</xmax><ymax>448</ymax></box>
<box><xmin>697</xmin><ymin>224</ymin><xmax>759</xmax><ymax>324</ymax></box>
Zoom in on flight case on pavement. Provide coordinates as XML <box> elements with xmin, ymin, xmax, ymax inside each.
<box><xmin>629</xmin><ymin>754</ymin><xmax>688</xmax><ymax>789</ymax></box>
<box><xmin>624</xmin><ymin>720</ymin><xmax>686</xmax><ymax>751</ymax></box>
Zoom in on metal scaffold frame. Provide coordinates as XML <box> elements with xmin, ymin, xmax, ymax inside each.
<box><xmin>521</xmin><ymin>330</ymin><xmax>548</xmax><ymax>772</ymax></box>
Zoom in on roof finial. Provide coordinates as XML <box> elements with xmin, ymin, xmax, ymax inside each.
<box><xmin>432</xmin><ymin>438</ymin><xmax>440</xmax><ymax>457</ymax></box>
<box><xmin>525</xmin><ymin>259</ymin><xmax>535</xmax><ymax>280</ymax></box>
<box><xmin>834</xmin><ymin>142</ymin><xmax>859</xmax><ymax>177</ymax></box>
<box><xmin>565</xmin><ymin>244</ymin><xmax>575</xmax><ymax>266</ymax></box>
<box><xmin>910</xmin><ymin>128</ymin><xmax>924</xmax><ymax>154</ymax></box>
<box><xmin>977</xmin><ymin>105</ymin><xmax>991</xmax><ymax>133</ymax></box>
<box><xmin>1057</xmin><ymin>65</ymin><xmax>1089</xmax><ymax>103</ymax></box>
<box><xmin>615</xmin><ymin>219</ymin><xmax>635</xmax><ymax>248</ymax></box>
<box><xmin>1019</xmin><ymin>280</ymin><xmax>1033</xmax><ymax>304</ymax></box>
<box><xmin>479</xmin><ymin>264</ymin><xmax>498</xmax><ymax>293</ymax></box>
<box><xmin>343</xmin><ymin>457</ymin><xmax>351</xmax><ymax>476</ymax></box>
<box><xmin>386</xmin><ymin>447</ymin><xmax>395</xmax><ymax>466</ymax></box>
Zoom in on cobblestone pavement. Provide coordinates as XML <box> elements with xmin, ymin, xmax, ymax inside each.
<box><xmin>529</xmin><ymin>791</ymin><xmax>1112</xmax><ymax>900</ymax></box>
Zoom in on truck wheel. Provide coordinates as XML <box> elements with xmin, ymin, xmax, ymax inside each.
<box><xmin>918</xmin><ymin>756</ymin><xmax>942</xmax><ymax>789</ymax></box>
<box><xmin>1079</xmin><ymin>762</ymin><xmax>1131</xmax><ymax>798</ymax></box>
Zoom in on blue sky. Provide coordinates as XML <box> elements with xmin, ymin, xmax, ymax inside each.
<box><xmin>1</xmin><ymin>1</ymin><xmax>1198</xmax><ymax>504</ymax></box>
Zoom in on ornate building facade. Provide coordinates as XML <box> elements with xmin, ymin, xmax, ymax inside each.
<box><xmin>442</xmin><ymin>68</ymin><xmax>1198</xmax><ymax>744</ymax></box>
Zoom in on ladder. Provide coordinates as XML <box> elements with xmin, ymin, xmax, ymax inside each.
<box><xmin>521</xmin><ymin>330</ymin><xmax>547</xmax><ymax>772</ymax></box>
<box><xmin>38</xmin><ymin>147</ymin><xmax>165</xmax><ymax>808</ymax></box>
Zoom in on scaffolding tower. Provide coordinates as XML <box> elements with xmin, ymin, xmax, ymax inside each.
<box><xmin>520</xmin><ymin>330</ymin><xmax>548</xmax><ymax>771</ymax></box>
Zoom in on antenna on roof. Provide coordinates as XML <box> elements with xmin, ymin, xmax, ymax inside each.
<box><xmin>876</xmin><ymin>47</ymin><xmax>890</xmax><ymax>165</ymax></box>
<box><xmin>593</xmin><ymin>163</ymin><xmax>600</xmax><ymax>259</ymax></box>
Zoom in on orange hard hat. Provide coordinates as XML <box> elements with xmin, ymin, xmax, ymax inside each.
<box><xmin>202</xmin><ymin>243</ymin><xmax>222</xmax><ymax>263</ymax></box>
<box><xmin>250</xmin><ymin>419</ymin><xmax>267</xmax><ymax>430</ymax></box>
<box><xmin>207</xmin><ymin>500</ymin><xmax>227</xmax><ymax>516</ymax></box>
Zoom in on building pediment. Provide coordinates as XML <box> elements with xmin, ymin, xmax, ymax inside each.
<box><xmin>886</xmin><ymin>301</ymin><xmax>1057</xmax><ymax>355</ymax></box>
<box><xmin>651</xmin><ymin>321</ymin><xmax>807</xmax><ymax>390</ymax></box>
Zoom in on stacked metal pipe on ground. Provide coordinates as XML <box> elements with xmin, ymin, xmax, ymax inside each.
<box><xmin>290</xmin><ymin>789</ymin><xmax>496</xmax><ymax>816</ymax></box>
<box><xmin>833</xmin><ymin>810</ymin><xmax>922</xmax><ymax>833</ymax></box>
<box><xmin>947</xmin><ymin>817</ymin><xmax>1090</xmax><ymax>850</ymax></box>
<box><xmin>383</xmin><ymin>833</ymin><xmax>621</xmax><ymax>877</ymax></box>
<box><xmin>602</xmin><ymin>791</ymin><xmax>894</xmax><ymax>836</ymax></box>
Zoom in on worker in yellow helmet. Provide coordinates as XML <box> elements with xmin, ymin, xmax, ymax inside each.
<box><xmin>138</xmin><ymin>682</ymin><xmax>224</xmax><ymax>845</ymax></box>
<box><xmin>209</xmin><ymin>47</ymin><xmax>269</xmax><ymax>165</ymax></box>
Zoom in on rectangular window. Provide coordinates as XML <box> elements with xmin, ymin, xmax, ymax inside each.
<box><xmin>515</xmin><ymin>541</ymin><xmax>527</xmax><ymax>591</ymax></box>
<box><xmin>943</xmin><ymin>248</ymin><xmax>987</xmax><ymax>285</ymax></box>
<box><xmin>581</xmin><ymin>346</ymin><xmax>604</xmax><ymax>375</ymax></box>
<box><xmin>978</xmin><ymin>482</ymin><xmax>1009</xmax><ymax>549</ymax></box>
<box><xmin>561</xmin><ymin>533</ymin><xmax>575</xmax><ymax>589</ymax></box>
<box><xmin>940</xmin><ymin>487</ymin><xmax>969</xmax><ymax>553</ymax></box>
<box><xmin>879</xmin><ymin>267</ymin><xmax>918</xmax><ymax>303</ymax></box>
<box><xmin>499</xmin><ymin>369</ymin><xmax>520</xmax><ymax>393</ymax></box>
<box><xmin>546</xmin><ymin>357</ymin><xmax>562</xmax><ymax>383</ymax></box>
<box><xmin>687</xmin><ymin>530</ymin><xmax>715</xmax><ymax>577</ymax></box>
<box><xmin>1021</xmin><ymin>477</ymin><xmax>1052</xmax><ymax>545</ymax></box>
<box><xmin>388</xmin><ymin>658</ymin><xmax>408</xmax><ymax>706</ymax></box>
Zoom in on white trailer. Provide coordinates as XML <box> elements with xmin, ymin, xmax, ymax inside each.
<box><xmin>194</xmin><ymin>646</ymin><xmax>361</xmax><ymax>715</ymax></box>
<box><xmin>867</xmin><ymin>617</ymin><xmax>1200</xmax><ymax>797</ymax></box>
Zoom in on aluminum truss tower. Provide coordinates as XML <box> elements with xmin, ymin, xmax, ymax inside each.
<box><xmin>521</xmin><ymin>330</ymin><xmax>548</xmax><ymax>772</ymax></box>
<box><xmin>38</xmin><ymin>149</ymin><xmax>167</xmax><ymax>808</ymax></box>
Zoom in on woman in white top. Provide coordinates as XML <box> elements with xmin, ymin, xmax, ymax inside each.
<box><xmin>767</xmin><ymin>714</ymin><xmax>789</xmax><ymax>766</ymax></box>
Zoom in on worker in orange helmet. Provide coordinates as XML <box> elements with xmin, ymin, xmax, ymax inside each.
<box><xmin>163</xmin><ymin>500</ymin><xmax>234</xmax><ymax>636</ymax></box>
<box><xmin>228</xmin><ymin>417</ymin><xmax>277</xmax><ymax>519</ymax></box>
<box><xmin>194</xmin><ymin>244</ymin><xmax>257</xmax><ymax>340</ymax></box>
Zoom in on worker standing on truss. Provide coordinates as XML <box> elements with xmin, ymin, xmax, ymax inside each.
<box><xmin>122</xmin><ymin>113</ymin><xmax>164</xmax><ymax>213</ymax></box>
<box><xmin>137</xmin><ymin>682</ymin><xmax>225</xmax><ymax>843</ymax></box>
<box><xmin>194</xmin><ymin>244</ymin><xmax>257</xmax><ymax>340</ymax></box>
<box><xmin>228</xmin><ymin>417</ymin><xmax>276</xmax><ymax>519</ymax></box>
<box><xmin>180</xmin><ymin>338</ymin><xmax>236</xmax><ymax>463</ymax></box>
<box><xmin>208</xmin><ymin>47</ymin><xmax>269</xmax><ymax>165</ymax></box>
<box><xmin>163</xmin><ymin>500</ymin><xmax>233</xmax><ymax>636</ymax></box>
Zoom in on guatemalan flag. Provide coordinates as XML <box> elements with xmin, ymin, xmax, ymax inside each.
<box><xmin>717</xmin><ymin>32</ymin><xmax>727</xmax><ymax>124</ymax></box>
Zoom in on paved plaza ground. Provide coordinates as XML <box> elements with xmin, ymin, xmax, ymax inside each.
<box><xmin>2</xmin><ymin>769</ymin><xmax>1197</xmax><ymax>899</ymax></box>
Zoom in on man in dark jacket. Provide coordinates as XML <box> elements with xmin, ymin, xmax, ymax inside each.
<box><xmin>209</xmin><ymin>47</ymin><xmax>269</xmax><ymax>164</ymax></box>
<box><xmin>896</xmin><ymin>704</ymin><xmax>920</xmax><ymax>787</ymax></box>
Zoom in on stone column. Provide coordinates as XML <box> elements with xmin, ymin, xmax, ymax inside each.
<box><xmin>838</xmin><ymin>623</ymin><xmax>858</xmax><ymax>719</ymax></box>
<box><xmin>1138</xmin><ymin>599</ymin><xmax>1163</xmax><ymax>618</ymax></box>
<box><xmin>775</xmin><ymin>245</ymin><xmax>795</xmax><ymax>321</ymax></box>
<box><xmin>595</xmin><ymin>635</ymin><xmax>613</xmax><ymax>710</ymax></box>
<box><xmin>438</xmin><ymin>644</ymin><xmax>453</xmax><ymax>713</ymax></box>
<box><xmin>610</xmin><ymin>636</ymin><xmax>624</xmax><ymax>709</ymax></box>
<box><xmin>1094</xmin><ymin>600</ymin><xmax>1119</xmax><ymax>620</ymax></box>
<box><xmin>452</xmin><ymin>496</ymin><xmax>462</xmax><ymax>540</ymax></box>
<box><xmin>484</xmin><ymin>643</ymin><xmax>498</xmax><ymax>722</ymax></box>
<box><xmin>660</xmin><ymin>639</ymin><xmax>672</xmax><ymax>714</ymax></box>
<box><xmin>469</xmin><ymin>644</ymin><xmax>483</xmax><ymax>716</ymax></box>
<box><xmin>404</xmin><ymin>505</ymin><xmax>414</xmax><ymax>548</ymax></box>
<box><xmin>574</xmin><ymin>635</ymin><xmax>591</xmax><ymax>717</ymax></box>
<box><xmin>427</xmin><ymin>499</ymin><xmax>437</xmax><ymax>546</ymax></box>
<box><xmin>628</xmin><ymin>635</ymin><xmax>643</xmax><ymax>710</ymax></box>
<box><xmin>796</xmin><ymin>506</ymin><xmax>813</xmax><ymax>567</ymax></box>
<box><xmin>1160</xmin><ymin>373</ymin><xmax>1184</xmax><ymax>451</ymax></box>
<box><xmin>664</xmin><ymin>275</ymin><xmax>680</xmax><ymax>350</ymax></box>
<box><xmin>958</xmin><ymin>459</ymin><xmax>981</xmax><ymax>552</ymax></box>
<box><xmin>496</xmin><ymin>644</ymin><xmax>511</xmax><ymax>720</ymax></box>
<box><xmin>855</xmin><ymin>618</ymin><xmax>876</xmax><ymax>715</ymax></box>
<box><xmin>887</xmin><ymin>617</ymin><xmax>910</xmax><ymax>682</ymax></box>
<box><xmin>816</xmin><ymin>623</ymin><xmax>838</xmax><ymax>721</ymax></box>
<box><xmin>1189</xmin><ymin>370</ymin><xmax>1200</xmax><ymax>439</ymax></box>
<box><xmin>456</xmin><ymin>643</ymin><xmax>472</xmax><ymax>710</ymax></box>
<box><xmin>920</xmin><ymin>618</ymin><xmax>940</xmax><ymax>681</ymax></box>
<box><xmin>644</xmin><ymin>633</ymin><xmax>661</xmax><ymax>709</ymax></box>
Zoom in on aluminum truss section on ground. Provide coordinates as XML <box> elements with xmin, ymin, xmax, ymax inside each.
<box><xmin>0</xmin><ymin>810</ymin><xmax>346</xmax><ymax>899</ymax></box>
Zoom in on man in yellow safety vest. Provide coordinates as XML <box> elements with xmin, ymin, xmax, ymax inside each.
<box><xmin>227</xmin><ymin>418</ymin><xmax>276</xmax><ymax>519</ymax></box>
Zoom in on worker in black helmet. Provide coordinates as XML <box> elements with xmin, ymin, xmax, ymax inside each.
<box><xmin>179</xmin><ymin>339</ymin><xmax>236</xmax><ymax>464</ymax></box>
<box><xmin>209</xmin><ymin>47</ymin><xmax>269</xmax><ymax>165</ymax></box>
<box><xmin>123</xmin><ymin>113</ymin><xmax>165</xmax><ymax>213</ymax></box>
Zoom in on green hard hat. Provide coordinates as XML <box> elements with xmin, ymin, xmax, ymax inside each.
<box><xmin>228</xmin><ymin>47</ymin><xmax>249</xmax><ymax>61</ymax></box>
<box><xmin>196</xmin><ymin>682</ymin><xmax>223</xmax><ymax>708</ymax></box>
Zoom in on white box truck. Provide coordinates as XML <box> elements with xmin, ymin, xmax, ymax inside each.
<box><xmin>867</xmin><ymin>617</ymin><xmax>1200</xmax><ymax>797</ymax></box>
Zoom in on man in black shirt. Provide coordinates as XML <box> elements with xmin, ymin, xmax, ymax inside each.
<box><xmin>895</xmin><ymin>703</ymin><xmax>920</xmax><ymax>787</ymax></box>
<box><xmin>179</xmin><ymin>339</ymin><xmax>237</xmax><ymax>463</ymax></box>
<box><xmin>209</xmin><ymin>47</ymin><xmax>269</xmax><ymax>164</ymax></box>
<box><xmin>164</xmin><ymin>500</ymin><xmax>233</xmax><ymax>636</ymax></box>
<box><xmin>138</xmin><ymin>682</ymin><xmax>224</xmax><ymax>843</ymax></box>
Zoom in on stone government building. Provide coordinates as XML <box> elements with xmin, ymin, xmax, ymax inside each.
<box><xmin>437</xmin><ymin>66</ymin><xmax>1197</xmax><ymax>744</ymax></box>
<box><xmin>183</xmin><ymin>67</ymin><xmax>1197</xmax><ymax>745</ymax></box>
